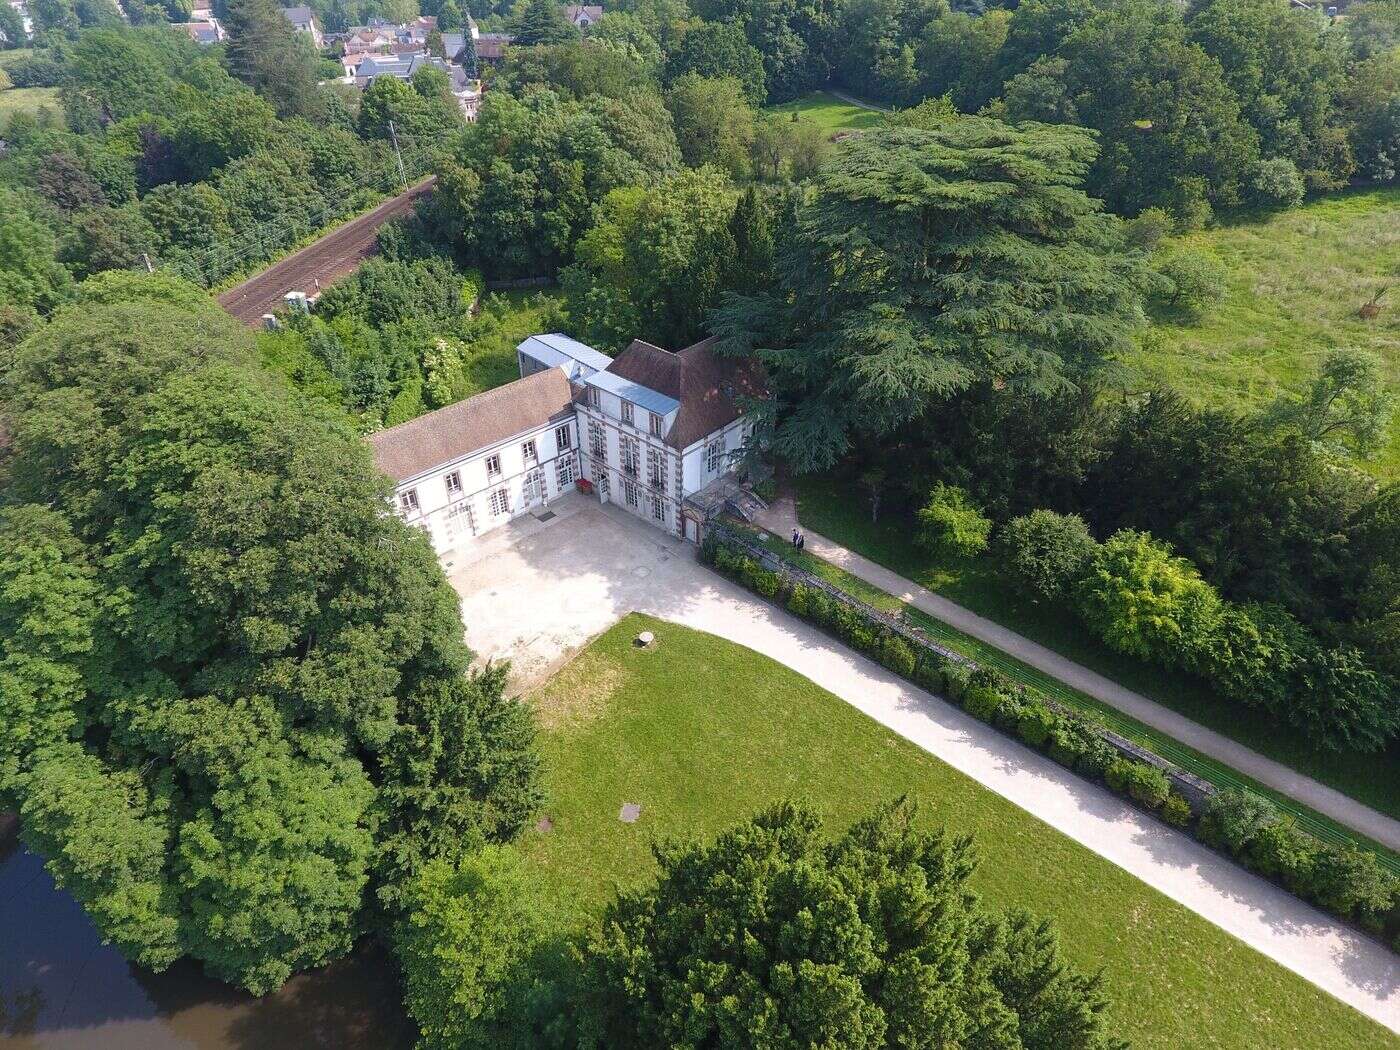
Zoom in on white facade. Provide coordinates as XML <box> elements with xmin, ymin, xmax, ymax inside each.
<box><xmin>393</xmin><ymin>415</ymin><xmax>579</xmax><ymax>555</ymax></box>
<box><xmin>375</xmin><ymin>332</ymin><xmax>757</xmax><ymax>555</ymax></box>
<box><xmin>575</xmin><ymin>397</ymin><xmax>686</xmax><ymax>537</ymax></box>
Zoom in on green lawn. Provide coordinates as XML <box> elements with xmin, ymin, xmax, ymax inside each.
<box><xmin>1132</xmin><ymin>187</ymin><xmax>1400</xmax><ymax>478</ymax></box>
<box><xmin>0</xmin><ymin>86</ymin><xmax>61</xmax><ymax>121</ymax></box>
<box><xmin>516</xmin><ymin>614</ymin><xmax>1391</xmax><ymax>1050</ymax></box>
<box><xmin>792</xmin><ymin>473</ymin><xmax>1400</xmax><ymax>825</ymax></box>
<box><xmin>458</xmin><ymin>289</ymin><xmax>564</xmax><ymax>398</ymax></box>
<box><xmin>737</xmin><ymin>519</ymin><xmax>1400</xmax><ymax>870</ymax></box>
<box><xmin>765</xmin><ymin>90</ymin><xmax>887</xmax><ymax>133</ymax></box>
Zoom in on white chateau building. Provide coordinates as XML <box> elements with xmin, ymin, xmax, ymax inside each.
<box><xmin>368</xmin><ymin>333</ymin><xmax>765</xmax><ymax>551</ymax></box>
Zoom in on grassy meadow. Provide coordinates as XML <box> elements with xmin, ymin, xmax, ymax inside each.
<box><xmin>515</xmin><ymin>614</ymin><xmax>1392</xmax><ymax>1050</ymax></box>
<box><xmin>765</xmin><ymin>89</ymin><xmax>887</xmax><ymax>133</ymax></box>
<box><xmin>1133</xmin><ymin>187</ymin><xmax>1400</xmax><ymax>477</ymax></box>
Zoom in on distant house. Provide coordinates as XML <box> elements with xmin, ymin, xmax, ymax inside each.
<box><xmin>353</xmin><ymin>51</ymin><xmax>482</xmax><ymax>121</ymax></box>
<box><xmin>281</xmin><ymin>6</ymin><xmax>324</xmax><ymax>48</ymax></box>
<box><xmin>565</xmin><ymin>4</ymin><xmax>603</xmax><ymax>27</ymax></box>
<box><xmin>475</xmin><ymin>32</ymin><xmax>512</xmax><ymax>63</ymax></box>
<box><xmin>178</xmin><ymin>19</ymin><xmax>226</xmax><ymax>45</ymax></box>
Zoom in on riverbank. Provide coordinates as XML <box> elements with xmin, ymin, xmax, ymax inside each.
<box><xmin>0</xmin><ymin>835</ymin><xmax>412</xmax><ymax>1049</ymax></box>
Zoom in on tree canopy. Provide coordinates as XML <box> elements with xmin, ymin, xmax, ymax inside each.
<box><xmin>713</xmin><ymin>119</ymin><xmax>1147</xmax><ymax>472</ymax></box>
<box><xmin>580</xmin><ymin>799</ymin><xmax>1124</xmax><ymax>1048</ymax></box>
<box><xmin>0</xmin><ymin>287</ymin><xmax>541</xmax><ymax>992</ymax></box>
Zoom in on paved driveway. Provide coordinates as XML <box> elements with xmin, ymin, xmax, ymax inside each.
<box><xmin>446</xmin><ymin>494</ymin><xmax>1399</xmax><ymax>1032</ymax></box>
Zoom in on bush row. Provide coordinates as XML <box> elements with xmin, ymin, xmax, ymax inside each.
<box><xmin>998</xmin><ymin>511</ymin><xmax>1399</xmax><ymax>754</ymax></box>
<box><xmin>703</xmin><ymin>531</ymin><xmax>1400</xmax><ymax>951</ymax></box>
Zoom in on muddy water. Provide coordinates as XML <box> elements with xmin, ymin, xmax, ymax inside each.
<box><xmin>0</xmin><ymin>835</ymin><xmax>414</xmax><ymax>1050</ymax></box>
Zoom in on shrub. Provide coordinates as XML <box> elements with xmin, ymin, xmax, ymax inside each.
<box><xmin>745</xmin><ymin>561</ymin><xmax>781</xmax><ymax>599</ymax></box>
<box><xmin>5</xmin><ymin>53</ymin><xmax>64</xmax><ymax>88</ymax></box>
<box><xmin>1248</xmin><ymin>157</ymin><xmax>1306</xmax><ymax>209</ymax></box>
<box><xmin>1125</xmin><ymin>763</ymin><xmax>1171</xmax><ymax>809</ymax></box>
<box><xmin>1124</xmin><ymin>207</ymin><xmax>1174</xmax><ymax>250</ymax></box>
<box><xmin>963</xmin><ymin>685</ymin><xmax>1003</xmax><ymax>723</ymax></box>
<box><xmin>1161</xmin><ymin>793</ymin><xmax>1193</xmax><ymax>828</ymax></box>
<box><xmin>1244</xmin><ymin>820</ymin><xmax>1320</xmax><ymax>891</ymax></box>
<box><xmin>916</xmin><ymin>483</ymin><xmax>992</xmax><ymax>559</ymax></box>
<box><xmin>942</xmin><ymin>664</ymin><xmax>972</xmax><ymax>703</ymax></box>
<box><xmin>384</xmin><ymin>381</ymin><xmax>426</xmax><ymax>426</ymax></box>
<box><xmin>1016</xmin><ymin>701</ymin><xmax>1059</xmax><ymax>749</ymax></box>
<box><xmin>786</xmin><ymin>582</ymin><xmax>812</xmax><ymax>617</ymax></box>
<box><xmin>1151</xmin><ymin>245</ymin><xmax>1227</xmax><ymax>319</ymax></box>
<box><xmin>462</xmin><ymin>267</ymin><xmax>485</xmax><ymax>309</ymax></box>
<box><xmin>991</xmin><ymin>693</ymin><xmax>1025</xmax><ymax>732</ymax></box>
<box><xmin>879</xmin><ymin>635</ymin><xmax>917</xmax><ymax>678</ymax></box>
<box><xmin>997</xmin><ymin>510</ymin><xmax>1098</xmax><ymax>601</ymax></box>
<box><xmin>913</xmin><ymin>651</ymin><xmax>946</xmax><ymax>692</ymax></box>
<box><xmin>1305</xmin><ymin>845</ymin><xmax>1397</xmax><ymax>925</ymax></box>
<box><xmin>1073</xmin><ymin>530</ymin><xmax>1223</xmax><ymax>670</ymax></box>
<box><xmin>1046</xmin><ymin>726</ymin><xmax>1089</xmax><ymax>768</ymax></box>
<box><xmin>1196</xmin><ymin>788</ymin><xmax>1279</xmax><ymax>855</ymax></box>
<box><xmin>1075</xmin><ymin>741</ymin><xmax>1118</xmax><ymax>780</ymax></box>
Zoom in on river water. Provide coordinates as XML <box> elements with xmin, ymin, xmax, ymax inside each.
<box><xmin>0</xmin><ymin>833</ymin><xmax>414</xmax><ymax>1049</ymax></box>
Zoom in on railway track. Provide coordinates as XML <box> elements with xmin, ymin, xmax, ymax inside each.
<box><xmin>216</xmin><ymin>176</ymin><xmax>437</xmax><ymax>325</ymax></box>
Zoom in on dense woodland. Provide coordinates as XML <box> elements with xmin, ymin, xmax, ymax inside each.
<box><xmin>1</xmin><ymin>0</ymin><xmax>1399</xmax><ymax>1042</ymax></box>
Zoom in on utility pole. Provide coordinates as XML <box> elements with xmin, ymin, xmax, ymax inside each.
<box><xmin>389</xmin><ymin>120</ymin><xmax>408</xmax><ymax>189</ymax></box>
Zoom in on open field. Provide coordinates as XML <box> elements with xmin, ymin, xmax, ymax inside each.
<box><xmin>791</xmin><ymin>473</ymin><xmax>1400</xmax><ymax>824</ymax></box>
<box><xmin>1132</xmin><ymin>187</ymin><xmax>1400</xmax><ymax>478</ymax></box>
<box><xmin>765</xmin><ymin>89</ymin><xmax>886</xmax><ymax>132</ymax></box>
<box><xmin>0</xmin><ymin>86</ymin><xmax>61</xmax><ymax>121</ymax></box>
<box><xmin>516</xmin><ymin>614</ymin><xmax>1392</xmax><ymax>1049</ymax></box>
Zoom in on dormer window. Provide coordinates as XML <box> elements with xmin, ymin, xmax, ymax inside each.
<box><xmin>649</xmin><ymin>411</ymin><xmax>663</xmax><ymax>437</ymax></box>
<box><xmin>621</xmin><ymin>400</ymin><xmax>634</xmax><ymax>426</ymax></box>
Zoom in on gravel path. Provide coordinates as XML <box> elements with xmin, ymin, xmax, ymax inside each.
<box><xmin>446</xmin><ymin>496</ymin><xmax>1399</xmax><ymax>1031</ymax></box>
<box><xmin>760</xmin><ymin>497</ymin><xmax>1400</xmax><ymax>854</ymax></box>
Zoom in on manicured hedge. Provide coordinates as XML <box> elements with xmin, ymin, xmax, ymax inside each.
<box><xmin>702</xmin><ymin>530</ymin><xmax>1400</xmax><ymax>951</ymax></box>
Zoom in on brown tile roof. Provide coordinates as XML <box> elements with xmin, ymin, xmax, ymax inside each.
<box><xmin>368</xmin><ymin>368</ymin><xmax>574</xmax><ymax>483</ymax></box>
<box><xmin>606</xmin><ymin>336</ymin><xmax>766</xmax><ymax>450</ymax></box>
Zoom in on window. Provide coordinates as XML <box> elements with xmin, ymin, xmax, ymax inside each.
<box><xmin>647</xmin><ymin>447</ymin><xmax>667</xmax><ymax>490</ymax></box>
<box><xmin>620</xmin><ymin>436</ymin><xmax>639</xmax><ymax>478</ymax></box>
<box><xmin>555</xmin><ymin>423</ymin><xmax>572</xmax><ymax>450</ymax></box>
<box><xmin>521</xmin><ymin>439</ymin><xmax>537</xmax><ymax>464</ymax></box>
<box><xmin>485</xmin><ymin>453</ymin><xmax>502</xmax><ymax>478</ymax></box>
<box><xmin>556</xmin><ymin>453</ymin><xmax>577</xmax><ymax>488</ymax></box>
<box><xmin>621</xmin><ymin>400</ymin><xmax>634</xmax><ymax>426</ymax></box>
<box><xmin>398</xmin><ymin>488</ymin><xmax>419</xmax><ymax>514</ymax></box>
<box><xmin>649</xmin><ymin>411</ymin><xmax>663</xmax><ymax>437</ymax></box>
<box><xmin>623</xmin><ymin>479</ymin><xmax>639</xmax><ymax>508</ymax></box>
<box><xmin>522</xmin><ymin>469</ymin><xmax>544</xmax><ymax>504</ymax></box>
<box><xmin>489</xmin><ymin>487</ymin><xmax>511</xmax><ymax>517</ymax></box>
<box><xmin>588</xmin><ymin>418</ymin><xmax>607</xmax><ymax>462</ymax></box>
<box><xmin>706</xmin><ymin>436</ymin><xmax>725</xmax><ymax>474</ymax></box>
<box><xmin>588</xmin><ymin>385</ymin><xmax>599</xmax><ymax>407</ymax></box>
<box><xmin>650</xmin><ymin>494</ymin><xmax>666</xmax><ymax>523</ymax></box>
<box><xmin>446</xmin><ymin>499</ymin><xmax>476</xmax><ymax>537</ymax></box>
<box><xmin>444</xmin><ymin>470</ymin><xmax>462</xmax><ymax>496</ymax></box>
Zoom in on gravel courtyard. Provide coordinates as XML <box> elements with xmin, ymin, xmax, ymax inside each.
<box><xmin>444</xmin><ymin>493</ymin><xmax>1400</xmax><ymax>1033</ymax></box>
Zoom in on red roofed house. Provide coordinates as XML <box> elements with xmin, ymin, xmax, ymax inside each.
<box><xmin>368</xmin><ymin>332</ymin><xmax>764</xmax><ymax>553</ymax></box>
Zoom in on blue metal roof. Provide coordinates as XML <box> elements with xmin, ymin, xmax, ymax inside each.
<box><xmin>517</xmin><ymin>333</ymin><xmax>613</xmax><ymax>380</ymax></box>
<box><xmin>585</xmin><ymin>369</ymin><xmax>680</xmax><ymax>417</ymax></box>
